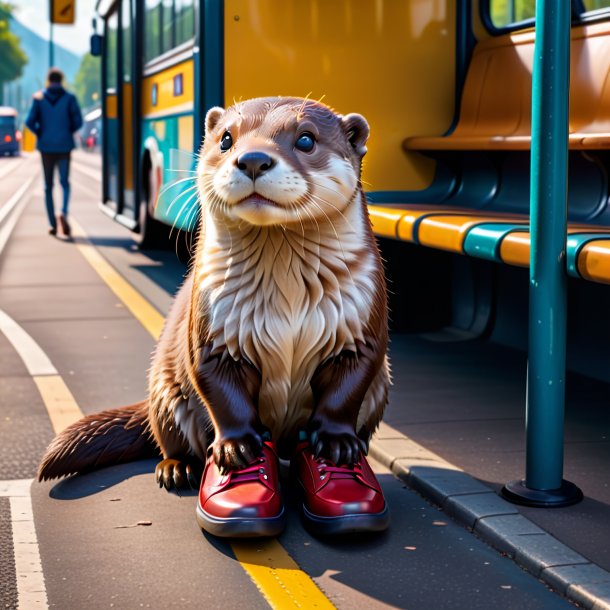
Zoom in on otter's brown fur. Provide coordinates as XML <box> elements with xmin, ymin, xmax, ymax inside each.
<box><xmin>38</xmin><ymin>97</ymin><xmax>390</xmax><ymax>488</ymax></box>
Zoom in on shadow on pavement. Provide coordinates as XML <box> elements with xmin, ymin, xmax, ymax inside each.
<box><xmin>48</xmin><ymin>458</ymin><xmax>160</xmax><ymax>499</ymax></box>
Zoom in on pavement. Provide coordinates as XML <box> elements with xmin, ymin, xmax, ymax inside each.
<box><xmin>0</xmin><ymin>150</ymin><xmax>609</xmax><ymax>608</ymax></box>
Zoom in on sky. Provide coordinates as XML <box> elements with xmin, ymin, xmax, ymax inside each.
<box><xmin>14</xmin><ymin>0</ymin><xmax>95</xmax><ymax>56</ymax></box>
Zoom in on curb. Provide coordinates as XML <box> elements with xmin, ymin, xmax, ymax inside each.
<box><xmin>370</xmin><ymin>421</ymin><xmax>610</xmax><ymax>610</ymax></box>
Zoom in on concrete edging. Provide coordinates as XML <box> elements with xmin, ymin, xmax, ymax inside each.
<box><xmin>370</xmin><ymin>421</ymin><xmax>610</xmax><ymax>610</ymax></box>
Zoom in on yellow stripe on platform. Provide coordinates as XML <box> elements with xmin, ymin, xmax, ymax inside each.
<box><xmin>71</xmin><ymin>217</ymin><xmax>335</xmax><ymax>609</ymax></box>
<box><xmin>233</xmin><ymin>539</ymin><xmax>336</xmax><ymax>609</ymax></box>
<box><xmin>71</xmin><ymin>219</ymin><xmax>165</xmax><ymax>340</ymax></box>
<box><xmin>33</xmin><ymin>375</ymin><xmax>83</xmax><ymax>434</ymax></box>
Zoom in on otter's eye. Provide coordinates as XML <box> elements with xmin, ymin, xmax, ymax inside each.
<box><xmin>220</xmin><ymin>131</ymin><xmax>233</xmax><ymax>152</ymax></box>
<box><xmin>295</xmin><ymin>132</ymin><xmax>315</xmax><ymax>153</ymax></box>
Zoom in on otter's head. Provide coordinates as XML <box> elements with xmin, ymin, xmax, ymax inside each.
<box><xmin>197</xmin><ymin>97</ymin><xmax>369</xmax><ymax>227</ymax></box>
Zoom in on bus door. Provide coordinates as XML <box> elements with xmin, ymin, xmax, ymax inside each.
<box><xmin>102</xmin><ymin>0</ymin><xmax>136</xmax><ymax>223</ymax></box>
<box><xmin>103</xmin><ymin>8</ymin><xmax>120</xmax><ymax>208</ymax></box>
<box><xmin>120</xmin><ymin>0</ymin><xmax>135</xmax><ymax>217</ymax></box>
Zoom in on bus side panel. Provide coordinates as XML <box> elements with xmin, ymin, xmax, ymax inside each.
<box><xmin>223</xmin><ymin>0</ymin><xmax>457</xmax><ymax>193</ymax></box>
<box><xmin>141</xmin><ymin>114</ymin><xmax>197</xmax><ymax>229</ymax></box>
<box><xmin>141</xmin><ymin>59</ymin><xmax>197</xmax><ymax>229</ymax></box>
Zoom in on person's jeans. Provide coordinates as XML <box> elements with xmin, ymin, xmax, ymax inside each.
<box><xmin>41</xmin><ymin>152</ymin><xmax>71</xmax><ymax>229</ymax></box>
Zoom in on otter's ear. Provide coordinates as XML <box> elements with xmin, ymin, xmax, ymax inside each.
<box><xmin>205</xmin><ymin>106</ymin><xmax>225</xmax><ymax>134</ymax></box>
<box><xmin>341</xmin><ymin>113</ymin><xmax>370</xmax><ymax>158</ymax></box>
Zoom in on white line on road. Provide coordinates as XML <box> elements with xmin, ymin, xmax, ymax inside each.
<box><xmin>0</xmin><ymin>175</ymin><xmax>35</xmax><ymax>227</ymax></box>
<box><xmin>0</xmin><ymin>308</ymin><xmax>85</xmax><ymax>610</ymax></box>
<box><xmin>0</xmin><ymin>309</ymin><xmax>57</xmax><ymax>376</ymax></box>
<box><xmin>0</xmin><ymin>479</ymin><xmax>48</xmax><ymax>609</ymax></box>
<box><xmin>0</xmin><ymin>156</ymin><xmax>26</xmax><ymax>181</ymax></box>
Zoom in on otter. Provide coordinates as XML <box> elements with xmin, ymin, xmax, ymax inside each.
<box><xmin>38</xmin><ymin>97</ymin><xmax>390</xmax><ymax>490</ymax></box>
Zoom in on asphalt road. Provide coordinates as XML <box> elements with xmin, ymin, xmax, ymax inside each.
<box><xmin>0</xmin><ymin>152</ymin><xmax>575</xmax><ymax>609</ymax></box>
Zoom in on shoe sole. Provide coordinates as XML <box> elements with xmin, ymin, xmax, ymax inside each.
<box><xmin>196</xmin><ymin>503</ymin><xmax>287</xmax><ymax>538</ymax></box>
<box><xmin>302</xmin><ymin>503</ymin><xmax>390</xmax><ymax>535</ymax></box>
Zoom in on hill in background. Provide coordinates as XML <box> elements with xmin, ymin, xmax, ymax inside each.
<box><xmin>4</xmin><ymin>17</ymin><xmax>81</xmax><ymax>120</ymax></box>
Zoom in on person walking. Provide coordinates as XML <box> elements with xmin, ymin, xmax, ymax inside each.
<box><xmin>26</xmin><ymin>68</ymin><xmax>83</xmax><ymax>237</ymax></box>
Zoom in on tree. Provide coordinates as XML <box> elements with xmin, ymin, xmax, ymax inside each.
<box><xmin>73</xmin><ymin>53</ymin><xmax>101</xmax><ymax>110</ymax></box>
<box><xmin>0</xmin><ymin>3</ymin><xmax>27</xmax><ymax>105</ymax></box>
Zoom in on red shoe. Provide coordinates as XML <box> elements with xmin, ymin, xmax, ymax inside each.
<box><xmin>196</xmin><ymin>441</ymin><xmax>286</xmax><ymax>537</ymax></box>
<box><xmin>294</xmin><ymin>443</ymin><xmax>389</xmax><ymax>535</ymax></box>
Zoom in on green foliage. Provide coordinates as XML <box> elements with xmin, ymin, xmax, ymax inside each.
<box><xmin>490</xmin><ymin>0</ymin><xmax>536</xmax><ymax>27</ymax></box>
<box><xmin>582</xmin><ymin>0</ymin><xmax>610</xmax><ymax>10</ymax></box>
<box><xmin>73</xmin><ymin>53</ymin><xmax>101</xmax><ymax>109</ymax></box>
<box><xmin>0</xmin><ymin>2</ymin><xmax>27</xmax><ymax>90</ymax></box>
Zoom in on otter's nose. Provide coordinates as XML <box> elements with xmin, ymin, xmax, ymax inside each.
<box><xmin>236</xmin><ymin>151</ymin><xmax>275</xmax><ymax>180</ymax></box>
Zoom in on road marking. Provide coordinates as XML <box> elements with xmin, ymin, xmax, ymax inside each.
<box><xmin>0</xmin><ymin>175</ymin><xmax>35</xmax><ymax>226</ymax></box>
<box><xmin>70</xmin><ymin>219</ymin><xmax>165</xmax><ymax>339</ymax></box>
<box><xmin>33</xmin><ymin>376</ymin><xmax>83</xmax><ymax>434</ymax></box>
<box><xmin>0</xmin><ymin>480</ymin><xmax>48</xmax><ymax>609</ymax></box>
<box><xmin>0</xmin><ymin>308</ymin><xmax>56</xmax><ymax>376</ymax></box>
<box><xmin>0</xmin><ymin>156</ymin><xmax>26</xmax><ymax>181</ymax></box>
<box><xmin>233</xmin><ymin>539</ymin><xmax>336</xmax><ymax>609</ymax></box>
<box><xmin>69</xmin><ymin>217</ymin><xmax>337</xmax><ymax>610</ymax></box>
<box><xmin>0</xmin><ymin>310</ymin><xmax>84</xmax><ymax>610</ymax></box>
<box><xmin>0</xmin><ymin>176</ymin><xmax>37</xmax><ymax>258</ymax></box>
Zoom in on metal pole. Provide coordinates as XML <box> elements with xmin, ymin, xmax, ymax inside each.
<box><xmin>502</xmin><ymin>0</ymin><xmax>582</xmax><ymax>508</ymax></box>
<box><xmin>49</xmin><ymin>20</ymin><xmax>54</xmax><ymax>68</ymax></box>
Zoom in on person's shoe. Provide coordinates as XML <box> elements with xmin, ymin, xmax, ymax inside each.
<box><xmin>58</xmin><ymin>214</ymin><xmax>71</xmax><ymax>237</ymax></box>
<box><xmin>48</xmin><ymin>226</ymin><xmax>57</xmax><ymax>236</ymax></box>
<box><xmin>294</xmin><ymin>442</ymin><xmax>389</xmax><ymax>535</ymax></box>
<box><xmin>196</xmin><ymin>441</ymin><xmax>286</xmax><ymax>537</ymax></box>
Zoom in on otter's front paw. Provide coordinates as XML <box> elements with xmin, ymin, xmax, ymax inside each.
<box><xmin>155</xmin><ymin>458</ymin><xmax>200</xmax><ymax>491</ymax></box>
<box><xmin>308</xmin><ymin>420</ymin><xmax>366</xmax><ymax>466</ymax></box>
<box><xmin>213</xmin><ymin>431</ymin><xmax>263</xmax><ymax>474</ymax></box>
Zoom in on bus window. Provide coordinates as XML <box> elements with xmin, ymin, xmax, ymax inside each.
<box><xmin>122</xmin><ymin>0</ymin><xmax>135</xmax><ymax>211</ymax></box>
<box><xmin>145</xmin><ymin>0</ymin><xmax>161</xmax><ymax>62</ymax></box>
<box><xmin>488</xmin><ymin>0</ymin><xmax>536</xmax><ymax>29</ymax></box>
<box><xmin>162</xmin><ymin>0</ymin><xmax>173</xmax><ymax>53</ymax></box>
<box><xmin>582</xmin><ymin>0</ymin><xmax>610</xmax><ymax>16</ymax></box>
<box><xmin>175</xmin><ymin>0</ymin><xmax>195</xmax><ymax>46</ymax></box>
<box><xmin>106</xmin><ymin>11</ymin><xmax>118</xmax><ymax>89</ymax></box>
<box><xmin>105</xmin><ymin>10</ymin><xmax>119</xmax><ymax>204</ymax></box>
<box><xmin>122</xmin><ymin>0</ymin><xmax>132</xmax><ymax>81</ymax></box>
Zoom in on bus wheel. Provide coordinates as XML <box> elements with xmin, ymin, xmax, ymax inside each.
<box><xmin>135</xmin><ymin>197</ymin><xmax>171</xmax><ymax>250</ymax></box>
<box><xmin>135</xmin><ymin>157</ymin><xmax>170</xmax><ymax>250</ymax></box>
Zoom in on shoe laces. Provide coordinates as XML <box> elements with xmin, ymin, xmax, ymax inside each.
<box><xmin>315</xmin><ymin>456</ymin><xmax>363</xmax><ymax>481</ymax></box>
<box><xmin>227</xmin><ymin>455</ymin><xmax>269</xmax><ymax>484</ymax></box>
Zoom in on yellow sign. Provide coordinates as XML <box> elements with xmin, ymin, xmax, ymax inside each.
<box><xmin>51</xmin><ymin>0</ymin><xmax>75</xmax><ymax>25</ymax></box>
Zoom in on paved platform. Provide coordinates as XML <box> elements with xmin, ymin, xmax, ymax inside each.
<box><xmin>1</xmin><ymin>150</ymin><xmax>608</xmax><ymax>608</ymax></box>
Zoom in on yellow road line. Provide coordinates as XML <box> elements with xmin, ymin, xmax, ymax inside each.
<box><xmin>233</xmin><ymin>539</ymin><xmax>336</xmax><ymax>609</ymax></box>
<box><xmin>71</xmin><ymin>216</ymin><xmax>336</xmax><ymax>609</ymax></box>
<box><xmin>33</xmin><ymin>375</ymin><xmax>83</xmax><ymax>434</ymax></box>
<box><xmin>71</xmin><ymin>219</ymin><xmax>165</xmax><ymax>339</ymax></box>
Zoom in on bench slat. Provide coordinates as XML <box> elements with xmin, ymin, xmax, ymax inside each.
<box><xmin>368</xmin><ymin>204</ymin><xmax>610</xmax><ymax>285</ymax></box>
<box><xmin>416</xmin><ymin>215</ymin><xmax>526</xmax><ymax>253</ymax></box>
<box><xmin>464</xmin><ymin>223</ymin><xmax>530</xmax><ymax>262</ymax></box>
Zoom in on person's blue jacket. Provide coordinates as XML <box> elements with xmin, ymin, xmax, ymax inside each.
<box><xmin>25</xmin><ymin>84</ymin><xmax>83</xmax><ymax>153</ymax></box>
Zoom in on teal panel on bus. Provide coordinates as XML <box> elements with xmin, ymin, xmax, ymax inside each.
<box><xmin>141</xmin><ymin>112</ymin><xmax>198</xmax><ymax>232</ymax></box>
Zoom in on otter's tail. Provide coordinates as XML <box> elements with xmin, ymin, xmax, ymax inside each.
<box><xmin>38</xmin><ymin>401</ymin><xmax>159</xmax><ymax>481</ymax></box>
